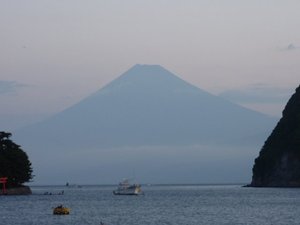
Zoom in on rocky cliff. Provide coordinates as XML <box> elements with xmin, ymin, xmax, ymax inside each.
<box><xmin>250</xmin><ymin>85</ymin><xmax>300</xmax><ymax>187</ymax></box>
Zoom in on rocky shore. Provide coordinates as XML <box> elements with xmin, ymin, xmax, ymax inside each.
<box><xmin>1</xmin><ymin>186</ymin><xmax>32</xmax><ymax>195</ymax></box>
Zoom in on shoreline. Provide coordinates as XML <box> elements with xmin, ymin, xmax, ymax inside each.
<box><xmin>0</xmin><ymin>186</ymin><xmax>32</xmax><ymax>195</ymax></box>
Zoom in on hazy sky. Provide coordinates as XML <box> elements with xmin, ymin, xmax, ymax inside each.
<box><xmin>1</xmin><ymin>0</ymin><xmax>300</xmax><ymax>130</ymax></box>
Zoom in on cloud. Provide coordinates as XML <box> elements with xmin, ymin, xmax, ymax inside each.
<box><xmin>287</xmin><ymin>44</ymin><xmax>296</xmax><ymax>50</ymax></box>
<box><xmin>0</xmin><ymin>80</ymin><xmax>29</xmax><ymax>95</ymax></box>
<box><xmin>277</xmin><ymin>43</ymin><xmax>300</xmax><ymax>52</ymax></box>
<box><xmin>285</xmin><ymin>43</ymin><xmax>300</xmax><ymax>51</ymax></box>
<box><xmin>219</xmin><ymin>84</ymin><xmax>294</xmax><ymax>104</ymax></box>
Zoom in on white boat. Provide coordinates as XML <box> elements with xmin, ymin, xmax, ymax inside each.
<box><xmin>113</xmin><ymin>179</ymin><xmax>143</xmax><ymax>195</ymax></box>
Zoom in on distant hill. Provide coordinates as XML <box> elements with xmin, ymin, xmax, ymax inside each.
<box><xmin>250</xmin><ymin>85</ymin><xmax>300</xmax><ymax>187</ymax></box>
<box><xmin>14</xmin><ymin>64</ymin><xmax>277</xmax><ymax>184</ymax></box>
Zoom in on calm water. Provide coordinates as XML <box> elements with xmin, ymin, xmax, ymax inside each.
<box><xmin>1</xmin><ymin>184</ymin><xmax>300</xmax><ymax>225</ymax></box>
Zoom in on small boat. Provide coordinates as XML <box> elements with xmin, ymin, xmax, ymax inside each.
<box><xmin>53</xmin><ymin>205</ymin><xmax>70</xmax><ymax>215</ymax></box>
<box><xmin>113</xmin><ymin>179</ymin><xmax>143</xmax><ymax>195</ymax></box>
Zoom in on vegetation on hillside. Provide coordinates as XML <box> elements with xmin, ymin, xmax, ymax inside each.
<box><xmin>251</xmin><ymin>85</ymin><xmax>300</xmax><ymax>186</ymax></box>
<box><xmin>0</xmin><ymin>131</ymin><xmax>33</xmax><ymax>188</ymax></box>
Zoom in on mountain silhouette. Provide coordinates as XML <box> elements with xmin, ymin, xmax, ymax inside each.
<box><xmin>15</xmin><ymin>64</ymin><xmax>277</xmax><ymax>184</ymax></box>
<box><xmin>250</xmin><ymin>85</ymin><xmax>300</xmax><ymax>187</ymax></box>
<box><xmin>17</xmin><ymin>64</ymin><xmax>275</xmax><ymax>148</ymax></box>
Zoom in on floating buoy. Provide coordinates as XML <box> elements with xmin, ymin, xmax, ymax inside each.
<box><xmin>53</xmin><ymin>205</ymin><xmax>70</xmax><ymax>215</ymax></box>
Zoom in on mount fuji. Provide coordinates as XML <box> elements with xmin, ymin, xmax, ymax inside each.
<box><xmin>15</xmin><ymin>64</ymin><xmax>276</xmax><ymax>184</ymax></box>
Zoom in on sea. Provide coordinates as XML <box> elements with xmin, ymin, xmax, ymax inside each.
<box><xmin>1</xmin><ymin>184</ymin><xmax>300</xmax><ymax>225</ymax></box>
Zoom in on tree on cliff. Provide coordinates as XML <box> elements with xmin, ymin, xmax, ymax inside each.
<box><xmin>251</xmin><ymin>85</ymin><xmax>300</xmax><ymax>187</ymax></box>
<box><xmin>0</xmin><ymin>131</ymin><xmax>33</xmax><ymax>187</ymax></box>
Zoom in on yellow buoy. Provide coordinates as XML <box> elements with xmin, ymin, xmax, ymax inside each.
<box><xmin>53</xmin><ymin>205</ymin><xmax>70</xmax><ymax>215</ymax></box>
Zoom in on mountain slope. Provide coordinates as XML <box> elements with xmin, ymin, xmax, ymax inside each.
<box><xmin>16</xmin><ymin>64</ymin><xmax>275</xmax><ymax>149</ymax></box>
<box><xmin>14</xmin><ymin>64</ymin><xmax>277</xmax><ymax>184</ymax></box>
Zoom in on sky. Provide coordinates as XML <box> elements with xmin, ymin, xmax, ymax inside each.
<box><xmin>1</xmin><ymin>0</ymin><xmax>300</xmax><ymax>130</ymax></box>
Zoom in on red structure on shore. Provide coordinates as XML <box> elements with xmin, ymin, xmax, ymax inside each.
<box><xmin>0</xmin><ymin>177</ymin><xmax>8</xmax><ymax>194</ymax></box>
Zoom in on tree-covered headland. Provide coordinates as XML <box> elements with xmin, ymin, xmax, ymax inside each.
<box><xmin>0</xmin><ymin>131</ymin><xmax>33</xmax><ymax>188</ymax></box>
<box><xmin>251</xmin><ymin>85</ymin><xmax>300</xmax><ymax>187</ymax></box>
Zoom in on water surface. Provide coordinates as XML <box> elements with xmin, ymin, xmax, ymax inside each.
<box><xmin>1</xmin><ymin>185</ymin><xmax>300</xmax><ymax>225</ymax></box>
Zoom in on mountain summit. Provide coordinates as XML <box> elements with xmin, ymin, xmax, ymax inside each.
<box><xmin>17</xmin><ymin>64</ymin><xmax>275</xmax><ymax>148</ymax></box>
<box><xmin>15</xmin><ymin>64</ymin><xmax>276</xmax><ymax>184</ymax></box>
